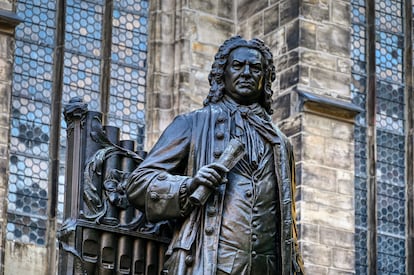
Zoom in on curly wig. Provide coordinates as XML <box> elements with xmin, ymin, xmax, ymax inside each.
<box><xmin>204</xmin><ymin>35</ymin><xmax>276</xmax><ymax>115</ymax></box>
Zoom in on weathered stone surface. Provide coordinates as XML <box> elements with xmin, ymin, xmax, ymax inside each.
<box><xmin>218</xmin><ymin>0</ymin><xmax>234</xmax><ymax>20</ymax></box>
<box><xmin>302</xmin><ymin>2</ymin><xmax>329</xmax><ymax>22</ymax></box>
<box><xmin>324</xmin><ymin>138</ymin><xmax>353</xmax><ymax>170</ymax></box>
<box><xmin>332</xmin><ymin>0</ymin><xmax>350</xmax><ymax>27</ymax></box>
<box><xmin>264</xmin><ymin>4</ymin><xmax>279</xmax><ymax>35</ymax></box>
<box><xmin>4</xmin><ymin>241</ymin><xmax>47</xmax><ymax>275</ymax></box>
<box><xmin>237</xmin><ymin>0</ymin><xmax>268</xmax><ymax>21</ymax></box>
<box><xmin>319</xmin><ymin>226</ymin><xmax>354</xmax><ymax>249</ymax></box>
<box><xmin>279</xmin><ymin>0</ymin><xmax>299</xmax><ymax>26</ymax></box>
<box><xmin>310</xmin><ymin>68</ymin><xmax>350</xmax><ymax>97</ymax></box>
<box><xmin>301</xmin><ymin>201</ymin><xmax>354</xmax><ymax>231</ymax></box>
<box><xmin>304</xmin><ymin>264</ymin><xmax>329</xmax><ymax>275</ymax></box>
<box><xmin>301</xmin><ymin>163</ymin><xmax>337</xmax><ymax>192</ymax></box>
<box><xmin>300</xmin><ymin>20</ymin><xmax>316</xmax><ymax>50</ymax></box>
<box><xmin>327</xmin><ymin>269</ymin><xmax>355</xmax><ymax>275</ymax></box>
<box><xmin>197</xmin><ymin>15</ymin><xmax>233</xmax><ymax>45</ymax></box>
<box><xmin>332</xmin><ymin>247</ymin><xmax>355</xmax><ymax>270</ymax></box>
<box><xmin>337</xmin><ymin>170</ymin><xmax>354</xmax><ymax>195</ymax></box>
<box><xmin>316</xmin><ymin>24</ymin><xmax>350</xmax><ymax>58</ymax></box>
<box><xmin>277</xmin><ymin>50</ymin><xmax>299</xmax><ymax>73</ymax></box>
<box><xmin>302</xmin><ymin>186</ymin><xmax>354</xmax><ymax>211</ymax></box>
<box><xmin>189</xmin><ymin>0</ymin><xmax>217</xmax><ymax>15</ymax></box>
<box><xmin>280</xmin><ymin>65</ymin><xmax>299</xmax><ymax>90</ymax></box>
<box><xmin>299</xmin><ymin>222</ymin><xmax>319</xmax><ymax>242</ymax></box>
<box><xmin>276</xmin><ymin>113</ymin><xmax>302</xmax><ymax>137</ymax></box>
<box><xmin>264</xmin><ymin>27</ymin><xmax>286</xmax><ymax>55</ymax></box>
<box><xmin>249</xmin><ymin>13</ymin><xmax>263</xmax><ymax>37</ymax></box>
<box><xmin>273</xmin><ymin>92</ymin><xmax>291</xmax><ymax>120</ymax></box>
<box><xmin>337</xmin><ymin>57</ymin><xmax>351</xmax><ymax>74</ymax></box>
<box><xmin>286</xmin><ymin>19</ymin><xmax>299</xmax><ymax>50</ymax></box>
<box><xmin>302</xmin><ymin>241</ymin><xmax>332</xmax><ymax>266</ymax></box>
<box><xmin>301</xmin><ymin>50</ymin><xmax>336</xmax><ymax>72</ymax></box>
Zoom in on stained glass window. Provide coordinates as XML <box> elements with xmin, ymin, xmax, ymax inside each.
<box><xmin>351</xmin><ymin>0</ymin><xmax>406</xmax><ymax>273</ymax></box>
<box><xmin>9</xmin><ymin>0</ymin><xmax>149</xmax><ymax>245</ymax></box>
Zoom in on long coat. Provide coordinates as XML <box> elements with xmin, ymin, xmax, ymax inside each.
<box><xmin>127</xmin><ymin>102</ymin><xmax>304</xmax><ymax>274</ymax></box>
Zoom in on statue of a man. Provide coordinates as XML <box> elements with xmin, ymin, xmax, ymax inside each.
<box><xmin>126</xmin><ymin>36</ymin><xmax>304</xmax><ymax>275</ymax></box>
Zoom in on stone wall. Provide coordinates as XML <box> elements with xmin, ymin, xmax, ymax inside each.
<box><xmin>145</xmin><ymin>0</ymin><xmax>234</xmax><ymax>148</ymax></box>
<box><xmin>0</xmin><ymin>1</ymin><xmax>21</xmax><ymax>272</ymax></box>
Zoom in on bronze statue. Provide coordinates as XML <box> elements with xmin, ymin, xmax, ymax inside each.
<box><xmin>126</xmin><ymin>36</ymin><xmax>304</xmax><ymax>275</ymax></box>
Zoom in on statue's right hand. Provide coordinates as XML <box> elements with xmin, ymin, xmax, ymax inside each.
<box><xmin>188</xmin><ymin>163</ymin><xmax>229</xmax><ymax>194</ymax></box>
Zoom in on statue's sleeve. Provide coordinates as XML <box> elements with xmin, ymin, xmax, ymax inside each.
<box><xmin>126</xmin><ymin>115</ymin><xmax>194</xmax><ymax>222</ymax></box>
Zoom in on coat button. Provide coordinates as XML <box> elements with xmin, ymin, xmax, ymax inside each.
<box><xmin>205</xmin><ymin>226</ymin><xmax>214</xmax><ymax>235</ymax></box>
<box><xmin>245</xmin><ymin>190</ymin><xmax>252</xmax><ymax>198</ymax></box>
<box><xmin>252</xmin><ymin>234</ymin><xmax>258</xmax><ymax>241</ymax></box>
<box><xmin>252</xmin><ymin>221</ymin><xmax>258</xmax><ymax>227</ymax></box>
<box><xmin>253</xmin><ymin>207</ymin><xmax>259</xmax><ymax>213</ymax></box>
<box><xmin>252</xmin><ymin>251</ymin><xmax>257</xmax><ymax>257</ymax></box>
<box><xmin>157</xmin><ymin>174</ymin><xmax>167</xmax><ymax>180</ymax></box>
<box><xmin>207</xmin><ymin>206</ymin><xmax>216</xmax><ymax>216</ymax></box>
<box><xmin>185</xmin><ymin>255</ymin><xmax>194</xmax><ymax>266</ymax></box>
<box><xmin>216</xmin><ymin>131</ymin><xmax>224</xmax><ymax>140</ymax></box>
<box><xmin>150</xmin><ymin>192</ymin><xmax>159</xmax><ymax>201</ymax></box>
<box><xmin>213</xmin><ymin>150</ymin><xmax>222</xmax><ymax>158</ymax></box>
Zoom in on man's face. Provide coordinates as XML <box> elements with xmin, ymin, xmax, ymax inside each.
<box><xmin>224</xmin><ymin>47</ymin><xmax>265</xmax><ymax>105</ymax></box>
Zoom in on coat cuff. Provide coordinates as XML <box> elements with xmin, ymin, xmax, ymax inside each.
<box><xmin>145</xmin><ymin>172</ymin><xmax>191</xmax><ymax>222</ymax></box>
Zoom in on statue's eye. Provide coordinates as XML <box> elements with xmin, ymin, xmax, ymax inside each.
<box><xmin>232</xmin><ymin>61</ymin><xmax>242</xmax><ymax>70</ymax></box>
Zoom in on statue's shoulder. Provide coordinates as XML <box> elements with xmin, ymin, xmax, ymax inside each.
<box><xmin>181</xmin><ymin>103</ymin><xmax>224</xmax><ymax>120</ymax></box>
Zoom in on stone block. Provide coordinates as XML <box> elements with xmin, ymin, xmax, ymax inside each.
<box><xmin>299</xmin><ymin>65</ymin><xmax>310</xmax><ymax>86</ymax></box>
<box><xmin>302</xmin><ymin>133</ymin><xmax>325</xmax><ymax>164</ymax></box>
<box><xmin>337</xmin><ymin>170</ymin><xmax>354</xmax><ymax>195</ymax></box>
<box><xmin>324</xmin><ymin>137</ymin><xmax>353</xmax><ymax>170</ymax></box>
<box><xmin>303</xmin><ymin>113</ymin><xmax>334</xmax><ymax>137</ymax></box>
<box><xmin>332</xmin><ymin>120</ymin><xmax>353</xmax><ymax>141</ymax></box>
<box><xmin>264</xmin><ymin>4</ymin><xmax>279</xmax><ymax>35</ymax></box>
<box><xmin>332</xmin><ymin>248</ymin><xmax>355</xmax><ymax>270</ymax></box>
<box><xmin>302</xmin><ymin>186</ymin><xmax>354</xmax><ymax>211</ymax></box>
<box><xmin>4</xmin><ymin>241</ymin><xmax>47</xmax><ymax>275</ymax></box>
<box><xmin>189</xmin><ymin>0</ymin><xmax>217</xmax><ymax>15</ymax></box>
<box><xmin>327</xmin><ymin>269</ymin><xmax>355</xmax><ymax>275</ymax></box>
<box><xmin>237</xmin><ymin>0</ymin><xmax>268</xmax><ymax>21</ymax></box>
<box><xmin>264</xmin><ymin>27</ymin><xmax>286</xmax><ymax>55</ymax></box>
<box><xmin>290</xmin><ymin>133</ymin><xmax>302</xmax><ymax>161</ymax></box>
<box><xmin>309</xmin><ymin>68</ymin><xmax>350</xmax><ymax>97</ymax></box>
<box><xmin>337</xmin><ymin>57</ymin><xmax>351</xmax><ymax>74</ymax></box>
<box><xmin>249</xmin><ymin>13</ymin><xmax>263</xmax><ymax>37</ymax></box>
<box><xmin>218</xmin><ymin>0</ymin><xmax>234</xmax><ymax>20</ymax></box>
<box><xmin>236</xmin><ymin>21</ymin><xmax>249</xmax><ymax>39</ymax></box>
<box><xmin>302</xmin><ymin>163</ymin><xmax>337</xmax><ymax>192</ymax></box>
<box><xmin>286</xmin><ymin>19</ymin><xmax>299</xmax><ymax>50</ymax></box>
<box><xmin>300</xmin><ymin>20</ymin><xmax>316</xmax><ymax>50</ymax></box>
<box><xmin>180</xmin><ymin>9</ymin><xmax>198</xmax><ymax>40</ymax></box>
<box><xmin>277</xmin><ymin>50</ymin><xmax>299</xmax><ymax>72</ymax></box>
<box><xmin>332</xmin><ymin>1</ymin><xmax>351</xmax><ymax>27</ymax></box>
<box><xmin>302</xmin><ymin>2</ymin><xmax>329</xmax><ymax>22</ymax></box>
<box><xmin>316</xmin><ymin>24</ymin><xmax>350</xmax><ymax>57</ymax></box>
<box><xmin>273</xmin><ymin>92</ymin><xmax>291</xmax><ymax>120</ymax></box>
<box><xmin>302</xmin><ymin>241</ymin><xmax>332</xmax><ymax>266</ymax></box>
<box><xmin>277</xmin><ymin>113</ymin><xmax>302</xmax><ymax>137</ymax></box>
<box><xmin>299</xmin><ymin>222</ymin><xmax>320</xmax><ymax>243</ymax></box>
<box><xmin>301</xmin><ymin>50</ymin><xmax>336</xmax><ymax>72</ymax></box>
<box><xmin>0</xmin><ymin>58</ymin><xmax>11</xmax><ymax>81</ymax></box>
<box><xmin>304</xmin><ymin>264</ymin><xmax>328</xmax><ymax>275</ymax></box>
<box><xmin>280</xmin><ymin>65</ymin><xmax>299</xmax><ymax>90</ymax></box>
<box><xmin>319</xmin><ymin>226</ymin><xmax>354</xmax><ymax>250</ymax></box>
<box><xmin>279</xmin><ymin>0</ymin><xmax>299</xmax><ymax>26</ymax></box>
<box><xmin>197</xmin><ymin>15</ymin><xmax>233</xmax><ymax>46</ymax></box>
<box><xmin>152</xmin><ymin>42</ymin><xmax>175</xmax><ymax>73</ymax></box>
<box><xmin>153</xmin><ymin>93</ymin><xmax>172</xmax><ymax>109</ymax></box>
<box><xmin>150</xmin><ymin>73</ymin><xmax>174</xmax><ymax>94</ymax></box>
<box><xmin>301</xmin><ymin>201</ymin><xmax>354</xmax><ymax>231</ymax></box>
